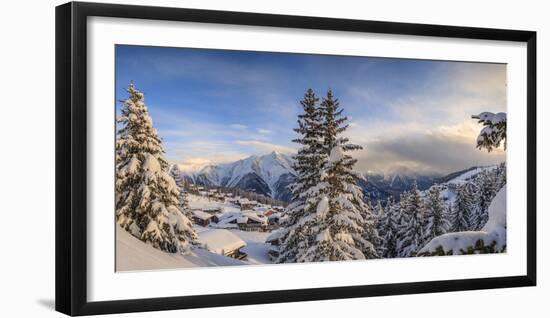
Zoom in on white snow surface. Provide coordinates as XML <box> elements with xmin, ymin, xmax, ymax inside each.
<box><xmin>265</xmin><ymin>229</ymin><xmax>283</xmax><ymax>242</ymax></box>
<box><xmin>119</xmin><ymin>155</ymin><xmax>139</xmax><ymax>176</ymax></box>
<box><xmin>198</xmin><ymin>229</ymin><xmax>246</xmax><ymax>255</ymax></box>
<box><xmin>188</xmin><ymin>195</ymin><xmax>273</xmax><ymax>265</ymax></box>
<box><xmin>142</xmin><ymin>153</ymin><xmax>161</xmax><ymax>173</ymax></box>
<box><xmin>188</xmin><ymin>195</ymin><xmax>225</xmax><ymax>211</ymax></box>
<box><xmin>329</xmin><ymin>145</ymin><xmax>345</xmax><ymax>163</ymax></box>
<box><xmin>116</xmin><ymin>226</ymin><xmax>245</xmax><ymax>271</ymax></box>
<box><xmin>240</xmin><ymin>211</ymin><xmax>268</xmax><ymax>225</ymax></box>
<box><xmin>419</xmin><ymin>187</ymin><xmax>506</xmax><ymax>254</ymax></box>
<box><xmin>482</xmin><ymin>186</ymin><xmax>506</xmax><ymax>233</ymax></box>
<box><xmin>230</xmin><ymin>230</ymin><xmax>272</xmax><ymax>265</ymax></box>
<box><xmin>316</xmin><ymin>229</ymin><xmax>332</xmax><ymax>242</ymax></box>
<box><xmin>191</xmin><ymin>210</ymin><xmax>213</xmax><ymax>220</ymax></box>
<box><xmin>474</xmin><ymin>112</ymin><xmax>506</xmax><ymax>124</ymax></box>
<box><xmin>446</xmin><ymin>166</ymin><xmax>498</xmax><ymax>185</ymax></box>
<box><xmin>316</xmin><ymin>196</ymin><xmax>329</xmax><ymax>218</ymax></box>
<box><xmin>237</xmin><ymin>215</ymin><xmax>249</xmax><ymax>224</ymax></box>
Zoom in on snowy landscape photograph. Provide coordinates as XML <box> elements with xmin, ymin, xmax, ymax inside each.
<box><xmin>114</xmin><ymin>45</ymin><xmax>507</xmax><ymax>272</ymax></box>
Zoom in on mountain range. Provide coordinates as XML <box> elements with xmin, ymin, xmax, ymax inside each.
<box><xmin>176</xmin><ymin>151</ymin><xmax>485</xmax><ymax>203</ymax></box>
<box><xmin>178</xmin><ymin>151</ymin><xmax>296</xmax><ymax>201</ymax></box>
<box><xmin>359</xmin><ymin>173</ymin><xmax>439</xmax><ymax>202</ymax></box>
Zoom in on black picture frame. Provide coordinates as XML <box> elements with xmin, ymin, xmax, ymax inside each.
<box><xmin>55</xmin><ymin>1</ymin><xmax>537</xmax><ymax>316</ymax></box>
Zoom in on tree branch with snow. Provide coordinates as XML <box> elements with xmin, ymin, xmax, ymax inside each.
<box><xmin>472</xmin><ymin>112</ymin><xmax>506</xmax><ymax>152</ymax></box>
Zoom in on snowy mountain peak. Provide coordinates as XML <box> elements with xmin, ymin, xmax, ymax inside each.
<box><xmin>268</xmin><ymin>150</ymin><xmax>286</xmax><ymax>159</ymax></box>
<box><xmin>178</xmin><ymin>152</ymin><xmax>296</xmax><ymax>201</ymax></box>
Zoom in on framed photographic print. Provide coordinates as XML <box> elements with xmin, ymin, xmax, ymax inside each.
<box><xmin>55</xmin><ymin>1</ymin><xmax>536</xmax><ymax>316</ymax></box>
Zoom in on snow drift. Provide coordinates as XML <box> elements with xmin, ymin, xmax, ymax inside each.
<box><xmin>116</xmin><ymin>226</ymin><xmax>245</xmax><ymax>271</ymax></box>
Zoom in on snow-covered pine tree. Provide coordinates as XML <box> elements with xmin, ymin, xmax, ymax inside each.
<box><xmin>276</xmin><ymin>89</ymin><xmax>327</xmax><ymax>263</ymax></box>
<box><xmin>374</xmin><ymin>201</ymin><xmax>385</xmax><ymax>234</ymax></box>
<box><xmin>422</xmin><ymin>186</ymin><xmax>450</xmax><ymax>244</ymax></box>
<box><xmin>495</xmin><ymin>161</ymin><xmax>506</xmax><ymax>191</ymax></box>
<box><xmin>472</xmin><ymin>170</ymin><xmax>497</xmax><ymax>230</ymax></box>
<box><xmin>450</xmin><ymin>183</ymin><xmax>476</xmax><ymax>232</ymax></box>
<box><xmin>372</xmin><ymin>200</ymin><xmax>385</xmax><ymax>256</ymax></box>
<box><xmin>394</xmin><ymin>191</ymin><xmax>408</xmax><ymax>250</ymax></box>
<box><xmin>397</xmin><ymin>181</ymin><xmax>425</xmax><ymax>257</ymax></box>
<box><xmin>169</xmin><ymin>164</ymin><xmax>191</xmax><ymax>218</ymax></box>
<box><xmin>446</xmin><ymin>202</ymin><xmax>453</xmax><ymax>231</ymax></box>
<box><xmin>116</xmin><ymin>83</ymin><xmax>197</xmax><ymax>253</ymax></box>
<box><xmin>378</xmin><ymin>197</ymin><xmax>400</xmax><ymax>258</ymax></box>
<box><xmin>300</xmin><ymin>90</ymin><xmax>379</xmax><ymax>261</ymax></box>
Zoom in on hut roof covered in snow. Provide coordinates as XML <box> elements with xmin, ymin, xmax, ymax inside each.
<box><xmin>192</xmin><ymin>210</ymin><xmax>213</xmax><ymax>221</ymax></box>
<box><xmin>199</xmin><ymin>229</ymin><xmax>246</xmax><ymax>255</ymax></box>
<box><xmin>265</xmin><ymin>230</ymin><xmax>283</xmax><ymax>243</ymax></box>
<box><xmin>210</xmin><ymin>212</ymin><xmax>239</xmax><ymax>229</ymax></box>
<box><xmin>240</xmin><ymin>212</ymin><xmax>268</xmax><ymax>224</ymax></box>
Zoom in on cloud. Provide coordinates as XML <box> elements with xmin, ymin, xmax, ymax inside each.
<box><xmin>167</xmin><ymin>140</ymin><xmax>249</xmax><ymax>165</ymax></box>
<box><xmin>234</xmin><ymin>140</ymin><xmax>296</xmax><ymax>154</ymax></box>
<box><xmin>339</xmin><ymin>62</ymin><xmax>506</xmax><ymax>175</ymax></box>
<box><xmin>121</xmin><ymin>47</ymin><xmax>506</xmax><ymax>175</ymax></box>
<box><xmin>352</xmin><ymin>120</ymin><xmax>505</xmax><ymax>175</ymax></box>
<box><xmin>176</xmin><ymin>157</ymin><xmax>214</xmax><ymax>172</ymax></box>
<box><xmin>230</xmin><ymin>124</ymin><xmax>247</xmax><ymax>130</ymax></box>
<box><xmin>344</xmin><ymin>61</ymin><xmax>506</xmax><ymax>126</ymax></box>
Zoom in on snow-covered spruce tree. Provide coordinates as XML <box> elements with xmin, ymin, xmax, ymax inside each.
<box><xmin>374</xmin><ymin>201</ymin><xmax>384</xmax><ymax>235</ymax></box>
<box><xmin>276</xmin><ymin>89</ymin><xmax>327</xmax><ymax>263</ymax></box>
<box><xmin>394</xmin><ymin>191</ymin><xmax>409</xmax><ymax>251</ymax></box>
<box><xmin>300</xmin><ymin>90</ymin><xmax>379</xmax><ymax>261</ymax></box>
<box><xmin>422</xmin><ymin>186</ymin><xmax>450</xmax><ymax>244</ymax></box>
<box><xmin>116</xmin><ymin>83</ymin><xmax>197</xmax><ymax>253</ymax></box>
<box><xmin>471</xmin><ymin>170</ymin><xmax>497</xmax><ymax>230</ymax></box>
<box><xmin>371</xmin><ymin>201</ymin><xmax>386</xmax><ymax>256</ymax></box>
<box><xmin>495</xmin><ymin>161</ymin><xmax>507</xmax><ymax>191</ymax></box>
<box><xmin>378</xmin><ymin>197</ymin><xmax>400</xmax><ymax>258</ymax></box>
<box><xmin>397</xmin><ymin>181</ymin><xmax>425</xmax><ymax>257</ymax></box>
<box><xmin>450</xmin><ymin>183</ymin><xmax>476</xmax><ymax>232</ymax></box>
<box><xmin>169</xmin><ymin>164</ymin><xmax>191</xmax><ymax>218</ymax></box>
<box><xmin>446</xmin><ymin>202</ymin><xmax>453</xmax><ymax>230</ymax></box>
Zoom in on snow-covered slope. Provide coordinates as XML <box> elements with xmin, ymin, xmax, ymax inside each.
<box><xmin>359</xmin><ymin>166</ymin><xmax>496</xmax><ymax>203</ymax></box>
<box><xmin>436</xmin><ymin>165</ymin><xmax>498</xmax><ymax>204</ymax></box>
<box><xmin>178</xmin><ymin>151</ymin><xmax>296</xmax><ymax>201</ymax></box>
<box><xmin>419</xmin><ymin>186</ymin><xmax>506</xmax><ymax>255</ymax></box>
<box><xmin>116</xmin><ymin>226</ymin><xmax>245</xmax><ymax>271</ymax></box>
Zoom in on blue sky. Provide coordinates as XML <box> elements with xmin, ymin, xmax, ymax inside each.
<box><xmin>116</xmin><ymin>45</ymin><xmax>506</xmax><ymax>175</ymax></box>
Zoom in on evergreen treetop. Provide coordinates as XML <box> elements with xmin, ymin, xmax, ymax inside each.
<box><xmin>397</xmin><ymin>181</ymin><xmax>425</xmax><ymax>257</ymax></box>
<box><xmin>422</xmin><ymin>186</ymin><xmax>450</xmax><ymax>243</ymax></box>
<box><xmin>116</xmin><ymin>83</ymin><xmax>197</xmax><ymax>253</ymax></box>
<box><xmin>277</xmin><ymin>89</ymin><xmax>327</xmax><ymax>263</ymax></box>
<box><xmin>450</xmin><ymin>183</ymin><xmax>476</xmax><ymax>232</ymax></box>
<box><xmin>277</xmin><ymin>89</ymin><xmax>379</xmax><ymax>263</ymax></box>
